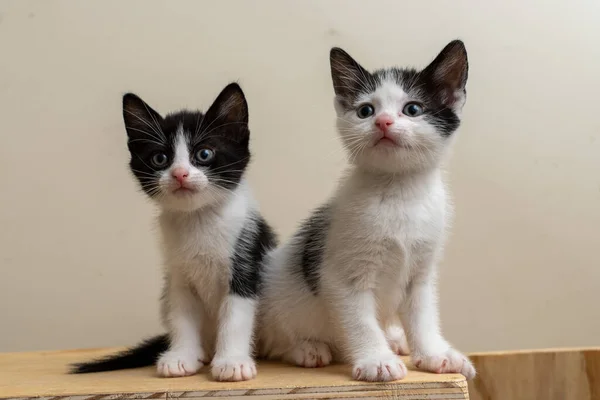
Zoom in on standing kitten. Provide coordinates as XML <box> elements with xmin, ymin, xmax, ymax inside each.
<box><xmin>72</xmin><ymin>83</ymin><xmax>277</xmax><ymax>382</ymax></box>
<box><xmin>258</xmin><ymin>41</ymin><xmax>475</xmax><ymax>381</ymax></box>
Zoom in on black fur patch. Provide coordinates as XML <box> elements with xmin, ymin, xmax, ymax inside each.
<box><xmin>230</xmin><ymin>214</ymin><xmax>278</xmax><ymax>298</ymax></box>
<box><xmin>329</xmin><ymin>40</ymin><xmax>468</xmax><ymax>137</ymax></box>
<box><xmin>70</xmin><ymin>334</ymin><xmax>169</xmax><ymax>374</ymax></box>
<box><xmin>293</xmin><ymin>204</ymin><xmax>331</xmax><ymax>295</ymax></box>
<box><xmin>123</xmin><ymin>83</ymin><xmax>251</xmax><ymax>198</ymax></box>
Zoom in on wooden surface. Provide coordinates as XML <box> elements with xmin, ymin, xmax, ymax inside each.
<box><xmin>0</xmin><ymin>348</ymin><xmax>468</xmax><ymax>400</ymax></box>
<box><xmin>468</xmin><ymin>347</ymin><xmax>600</xmax><ymax>400</ymax></box>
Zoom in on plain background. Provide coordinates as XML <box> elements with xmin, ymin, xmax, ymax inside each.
<box><xmin>1</xmin><ymin>0</ymin><xmax>599</xmax><ymax>353</ymax></box>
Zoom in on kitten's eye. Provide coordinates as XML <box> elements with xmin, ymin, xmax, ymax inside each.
<box><xmin>357</xmin><ymin>104</ymin><xmax>375</xmax><ymax>119</ymax></box>
<box><xmin>150</xmin><ymin>153</ymin><xmax>169</xmax><ymax>168</ymax></box>
<box><xmin>403</xmin><ymin>102</ymin><xmax>424</xmax><ymax>117</ymax></box>
<box><xmin>195</xmin><ymin>148</ymin><xmax>215</xmax><ymax>164</ymax></box>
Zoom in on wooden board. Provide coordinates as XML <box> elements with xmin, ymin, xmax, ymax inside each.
<box><xmin>468</xmin><ymin>347</ymin><xmax>600</xmax><ymax>400</ymax></box>
<box><xmin>0</xmin><ymin>348</ymin><xmax>468</xmax><ymax>400</ymax></box>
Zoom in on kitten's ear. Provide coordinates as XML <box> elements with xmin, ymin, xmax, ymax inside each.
<box><xmin>204</xmin><ymin>83</ymin><xmax>248</xmax><ymax>125</ymax></box>
<box><xmin>330</xmin><ymin>47</ymin><xmax>372</xmax><ymax>100</ymax></box>
<box><xmin>421</xmin><ymin>40</ymin><xmax>469</xmax><ymax>107</ymax></box>
<box><xmin>201</xmin><ymin>83</ymin><xmax>249</xmax><ymax>143</ymax></box>
<box><xmin>122</xmin><ymin>93</ymin><xmax>163</xmax><ymax>139</ymax></box>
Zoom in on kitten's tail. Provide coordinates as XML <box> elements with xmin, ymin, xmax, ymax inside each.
<box><xmin>69</xmin><ymin>334</ymin><xmax>169</xmax><ymax>373</ymax></box>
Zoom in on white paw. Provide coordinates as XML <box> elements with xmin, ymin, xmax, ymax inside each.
<box><xmin>413</xmin><ymin>348</ymin><xmax>476</xmax><ymax>379</ymax></box>
<box><xmin>211</xmin><ymin>357</ymin><xmax>257</xmax><ymax>382</ymax></box>
<box><xmin>156</xmin><ymin>349</ymin><xmax>204</xmax><ymax>377</ymax></box>
<box><xmin>352</xmin><ymin>354</ymin><xmax>407</xmax><ymax>382</ymax></box>
<box><xmin>386</xmin><ymin>325</ymin><xmax>410</xmax><ymax>355</ymax></box>
<box><xmin>285</xmin><ymin>341</ymin><xmax>332</xmax><ymax>368</ymax></box>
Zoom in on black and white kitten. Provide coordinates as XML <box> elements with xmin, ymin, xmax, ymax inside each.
<box><xmin>258</xmin><ymin>41</ymin><xmax>475</xmax><ymax>381</ymax></box>
<box><xmin>72</xmin><ymin>83</ymin><xmax>277</xmax><ymax>382</ymax></box>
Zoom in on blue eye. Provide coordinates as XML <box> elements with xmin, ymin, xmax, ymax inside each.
<box><xmin>403</xmin><ymin>102</ymin><xmax>424</xmax><ymax>117</ymax></box>
<box><xmin>150</xmin><ymin>153</ymin><xmax>169</xmax><ymax>168</ymax></box>
<box><xmin>357</xmin><ymin>104</ymin><xmax>375</xmax><ymax>119</ymax></box>
<box><xmin>195</xmin><ymin>148</ymin><xmax>215</xmax><ymax>164</ymax></box>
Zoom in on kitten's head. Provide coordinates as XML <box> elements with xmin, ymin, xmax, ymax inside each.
<box><xmin>330</xmin><ymin>40</ymin><xmax>468</xmax><ymax>174</ymax></box>
<box><xmin>123</xmin><ymin>83</ymin><xmax>250</xmax><ymax>212</ymax></box>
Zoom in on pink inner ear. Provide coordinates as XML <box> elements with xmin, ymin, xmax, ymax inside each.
<box><xmin>432</xmin><ymin>60</ymin><xmax>466</xmax><ymax>107</ymax></box>
<box><xmin>441</xmin><ymin>87</ymin><xmax>458</xmax><ymax>107</ymax></box>
<box><xmin>424</xmin><ymin>42</ymin><xmax>468</xmax><ymax>100</ymax></box>
<box><xmin>444</xmin><ymin>59</ymin><xmax>466</xmax><ymax>89</ymax></box>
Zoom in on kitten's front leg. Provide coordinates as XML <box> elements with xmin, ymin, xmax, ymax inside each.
<box><xmin>211</xmin><ymin>295</ymin><xmax>258</xmax><ymax>382</ymax></box>
<box><xmin>158</xmin><ymin>275</ymin><xmax>206</xmax><ymax>378</ymax></box>
<box><xmin>333</xmin><ymin>288</ymin><xmax>407</xmax><ymax>381</ymax></box>
<box><xmin>385</xmin><ymin>323</ymin><xmax>410</xmax><ymax>355</ymax></box>
<box><xmin>400</xmin><ymin>274</ymin><xmax>475</xmax><ymax>379</ymax></box>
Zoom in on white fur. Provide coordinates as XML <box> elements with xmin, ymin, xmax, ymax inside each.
<box><xmin>211</xmin><ymin>295</ymin><xmax>258</xmax><ymax>381</ymax></box>
<box><xmin>154</xmin><ymin>130</ymin><xmax>260</xmax><ymax>381</ymax></box>
<box><xmin>386</xmin><ymin>322</ymin><xmax>410</xmax><ymax>356</ymax></box>
<box><xmin>258</xmin><ymin>78</ymin><xmax>475</xmax><ymax>381</ymax></box>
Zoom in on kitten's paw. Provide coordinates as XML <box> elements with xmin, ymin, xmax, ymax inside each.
<box><xmin>284</xmin><ymin>341</ymin><xmax>332</xmax><ymax>368</ymax></box>
<box><xmin>211</xmin><ymin>357</ymin><xmax>257</xmax><ymax>382</ymax></box>
<box><xmin>156</xmin><ymin>350</ymin><xmax>204</xmax><ymax>377</ymax></box>
<box><xmin>413</xmin><ymin>348</ymin><xmax>476</xmax><ymax>379</ymax></box>
<box><xmin>352</xmin><ymin>355</ymin><xmax>407</xmax><ymax>382</ymax></box>
<box><xmin>386</xmin><ymin>325</ymin><xmax>410</xmax><ymax>355</ymax></box>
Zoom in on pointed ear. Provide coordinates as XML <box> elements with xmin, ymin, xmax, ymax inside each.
<box><xmin>122</xmin><ymin>93</ymin><xmax>164</xmax><ymax>139</ymax></box>
<box><xmin>330</xmin><ymin>47</ymin><xmax>373</xmax><ymax>100</ymax></box>
<box><xmin>203</xmin><ymin>83</ymin><xmax>248</xmax><ymax>125</ymax></box>
<box><xmin>421</xmin><ymin>40</ymin><xmax>469</xmax><ymax>107</ymax></box>
<box><xmin>201</xmin><ymin>83</ymin><xmax>249</xmax><ymax>143</ymax></box>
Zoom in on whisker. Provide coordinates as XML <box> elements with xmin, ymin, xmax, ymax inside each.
<box><xmin>125</xmin><ymin>127</ymin><xmax>166</xmax><ymax>145</ymax></box>
<box><xmin>128</xmin><ymin>137</ymin><xmax>166</xmax><ymax>147</ymax></box>
<box><xmin>130</xmin><ymin>168</ymin><xmax>158</xmax><ymax>177</ymax></box>
<box><xmin>124</xmin><ymin>110</ymin><xmax>164</xmax><ymax>140</ymax></box>
<box><xmin>133</xmin><ymin>154</ymin><xmax>158</xmax><ymax>172</ymax></box>
<box><xmin>142</xmin><ymin>102</ymin><xmax>167</xmax><ymax>142</ymax></box>
<box><xmin>208</xmin><ymin>178</ymin><xmax>241</xmax><ymax>187</ymax></box>
<box><xmin>194</xmin><ymin>121</ymin><xmax>246</xmax><ymax>145</ymax></box>
<box><xmin>194</xmin><ymin>112</ymin><xmax>204</xmax><ymax>137</ymax></box>
<box><xmin>209</xmin><ymin>156</ymin><xmax>250</xmax><ymax>173</ymax></box>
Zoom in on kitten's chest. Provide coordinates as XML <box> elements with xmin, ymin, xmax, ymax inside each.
<box><xmin>325</xmin><ymin>186</ymin><xmax>445</xmax><ymax>303</ymax></box>
<box><xmin>329</xmin><ymin>178</ymin><xmax>446</xmax><ymax>302</ymax></box>
<box><xmin>160</xmin><ymin>212</ymin><xmax>235</xmax><ymax>271</ymax></box>
<box><xmin>356</xmin><ymin>184</ymin><xmax>444</xmax><ymax>241</ymax></box>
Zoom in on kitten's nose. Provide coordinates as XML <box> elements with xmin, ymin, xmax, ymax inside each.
<box><xmin>375</xmin><ymin>114</ymin><xmax>394</xmax><ymax>132</ymax></box>
<box><xmin>171</xmin><ymin>167</ymin><xmax>189</xmax><ymax>183</ymax></box>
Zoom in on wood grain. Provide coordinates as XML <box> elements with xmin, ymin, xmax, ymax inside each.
<box><xmin>0</xmin><ymin>348</ymin><xmax>468</xmax><ymax>400</ymax></box>
<box><xmin>468</xmin><ymin>347</ymin><xmax>600</xmax><ymax>400</ymax></box>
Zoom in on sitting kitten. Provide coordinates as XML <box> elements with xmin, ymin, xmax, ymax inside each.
<box><xmin>72</xmin><ymin>83</ymin><xmax>277</xmax><ymax>382</ymax></box>
<box><xmin>258</xmin><ymin>41</ymin><xmax>475</xmax><ymax>381</ymax></box>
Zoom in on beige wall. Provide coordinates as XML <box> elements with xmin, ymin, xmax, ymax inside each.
<box><xmin>1</xmin><ymin>0</ymin><xmax>599</xmax><ymax>353</ymax></box>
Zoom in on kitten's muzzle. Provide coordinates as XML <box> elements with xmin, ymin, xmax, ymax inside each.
<box><xmin>169</xmin><ymin>167</ymin><xmax>199</xmax><ymax>194</ymax></box>
<box><xmin>372</xmin><ymin>131</ymin><xmax>412</xmax><ymax>150</ymax></box>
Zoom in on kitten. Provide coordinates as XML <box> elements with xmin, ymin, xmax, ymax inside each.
<box><xmin>71</xmin><ymin>83</ymin><xmax>277</xmax><ymax>382</ymax></box>
<box><xmin>258</xmin><ymin>41</ymin><xmax>475</xmax><ymax>382</ymax></box>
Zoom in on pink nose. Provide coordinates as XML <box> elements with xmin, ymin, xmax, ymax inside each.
<box><xmin>171</xmin><ymin>167</ymin><xmax>189</xmax><ymax>183</ymax></box>
<box><xmin>375</xmin><ymin>114</ymin><xmax>394</xmax><ymax>132</ymax></box>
